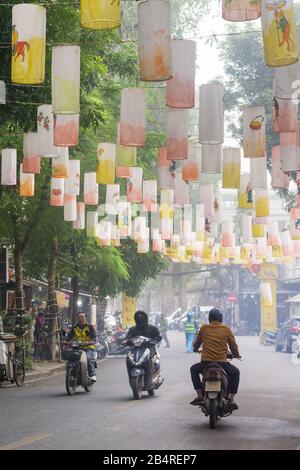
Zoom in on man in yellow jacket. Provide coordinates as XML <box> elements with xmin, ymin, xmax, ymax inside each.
<box><xmin>190</xmin><ymin>308</ymin><xmax>240</xmax><ymax>409</ymax></box>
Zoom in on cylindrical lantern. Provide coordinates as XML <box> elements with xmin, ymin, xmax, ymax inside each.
<box><xmin>120</xmin><ymin>88</ymin><xmax>146</xmax><ymax>147</ymax></box>
<box><xmin>157</xmin><ymin>147</ymin><xmax>175</xmax><ymax>189</ymax></box>
<box><xmin>118</xmin><ymin>202</ymin><xmax>132</xmax><ymax>238</ymax></box>
<box><xmin>116</xmin><ymin>123</ymin><xmax>137</xmax><ymax>167</ymax></box>
<box><xmin>250</xmin><ymin>157</ymin><xmax>267</xmax><ymax>189</ymax></box>
<box><xmin>54</xmin><ymin>114</ymin><xmax>79</xmax><ymax>147</ymax></box>
<box><xmin>274</xmin><ymin>37</ymin><xmax>300</xmax><ymax>98</ymax></box>
<box><xmin>267</xmin><ymin>221</ymin><xmax>280</xmax><ymax>246</ymax></box>
<box><xmin>166</xmin><ymin>109</ymin><xmax>189</xmax><ymax>160</ymax></box>
<box><xmin>87</xmin><ymin>211</ymin><xmax>98</xmax><ymax>237</ymax></box>
<box><xmin>239</xmin><ymin>173</ymin><xmax>254</xmax><ymax>209</ymax></box>
<box><xmin>290</xmin><ymin>207</ymin><xmax>300</xmax><ymax>239</ymax></box>
<box><xmin>222</xmin><ymin>0</ymin><xmax>261</xmax><ymax>21</ymax></box>
<box><xmin>50</xmin><ymin>178</ymin><xmax>64</xmax><ymax>207</ymax></box>
<box><xmin>96</xmin><ymin>143</ymin><xmax>116</xmax><ymax>185</ymax></box>
<box><xmin>52</xmin><ymin>147</ymin><xmax>69</xmax><ymax>178</ymax></box>
<box><xmin>143</xmin><ymin>180</ymin><xmax>157</xmax><ymax>212</ymax></box>
<box><xmin>221</xmin><ymin>220</ymin><xmax>234</xmax><ymax>248</ymax></box>
<box><xmin>182</xmin><ymin>145</ymin><xmax>200</xmax><ymax>182</ymax></box>
<box><xmin>243</xmin><ymin>106</ymin><xmax>266</xmax><ymax>158</ymax></box>
<box><xmin>280</xmin><ymin>131</ymin><xmax>300</xmax><ymax>172</ymax></box>
<box><xmin>293</xmin><ymin>239</ymin><xmax>300</xmax><ymax>256</ymax></box>
<box><xmin>116</xmin><ymin>166</ymin><xmax>132</xmax><ymax>179</ymax></box>
<box><xmin>196</xmin><ymin>204</ymin><xmax>205</xmax><ymax>241</ymax></box>
<box><xmin>84</xmin><ymin>172</ymin><xmax>98</xmax><ymax>205</ymax></box>
<box><xmin>272</xmin><ymin>145</ymin><xmax>290</xmax><ymax>188</ymax></box>
<box><xmin>199</xmin><ymin>84</ymin><xmax>224</xmax><ymax>144</ymax></box>
<box><xmin>37</xmin><ymin>105</ymin><xmax>59</xmax><ymax>157</ymax></box>
<box><xmin>255</xmin><ymin>189</ymin><xmax>270</xmax><ymax>217</ymax></box>
<box><xmin>242</xmin><ymin>214</ymin><xmax>253</xmax><ymax>243</ymax></box>
<box><xmin>261</xmin><ymin>0</ymin><xmax>298</xmax><ymax>67</ymax></box>
<box><xmin>133</xmin><ymin>216</ymin><xmax>147</xmax><ymax>243</ymax></box>
<box><xmin>252</xmin><ymin>223</ymin><xmax>265</xmax><ymax>238</ymax></box>
<box><xmin>1</xmin><ymin>149</ymin><xmax>17</xmax><ymax>185</ymax></box>
<box><xmin>64</xmin><ymin>195</ymin><xmax>77</xmax><ymax>222</ymax></box>
<box><xmin>64</xmin><ymin>160</ymin><xmax>80</xmax><ymax>195</ymax></box>
<box><xmin>174</xmin><ymin>169</ymin><xmax>189</xmax><ymax>206</ymax></box>
<box><xmin>166</xmin><ymin>39</ymin><xmax>196</xmax><ymax>108</ymax></box>
<box><xmin>241</xmin><ymin>243</ymin><xmax>251</xmax><ymax>260</ymax></box>
<box><xmin>97</xmin><ymin>222</ymin><xmax>112</xmax><ymax>247</ymax></box>
<box><xmin>256</xmin><ymin>238</ymin><xmax>268</xmax><ymax>260</ymax></box>
<box><xmin>23</xmin><ymin>133</ymin><xmax>40</xmax><ymax>174</ymax></box>
<box><xmin>80</xmin><ymin>0</ymin><xmax>121</xmax><ymax>30</ymax></box>
<box><xmin>52</xmin><ymin>46</ymin><xmax>80</xmax><ymax>114</ymax></box>
<box><xmin>260</xmin><ymin>282</ymin><xmax>273</xmax><ymax>307</ymax></box>
<box><xmin>73</xmin><ymin>202</ymin><xmax>85</xmax><ymax>230</ymax></box>
<box><xmin>198</xmin><ymin>183</ymin><xmax>215</xmax><ymax>217</ymax></box>
<box><xmin>202</xmin><ymin>144</ymin><xmax>222</xmax><ymax>174</ymax></box>
<box><xmin>272</xmin><ymin>96</ymin><xmax>297</xmax><ymax>133</ymax></box>
<box><xmin>11</xmin><ymin>4</ymin><xmax>46</xmax><ymax>84</ymax></box>
<box><xmin>282</xmin><ymin>230</ymin><xmax>294</xmax><ymax>256</ymax></box>
<box><xmin>127</xmin><ymin>167</ymin><xmax>143</xmax><ymax>203</ymax></box>
<box><xmin>20</xmin><ymin>164</ymin><xmax>34</xmax><ymax>197</ymax></box>
<box><xmin>222</xmin><ymin>147</ymin><xmax>241</xmax><ymax>189</ymax></box>
<box><xmin>137</xmin><ymin>0</ymin><xmax>172</xmax><ymax>81</ymax></box>
<box><xmin>106</xmin><ymin>184</ymin><xmax>120</xmax><ymax>215</ymax></box>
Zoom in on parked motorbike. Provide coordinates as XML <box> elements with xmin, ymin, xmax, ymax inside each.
<box><xmin>195</xmin><ymin>352</ymin><xmax>241</xmax><ymax>429</ymax></box>
<box><xmin>125</xmin><ymin>336</ymin><xmax>164</xmax><ymax>400</ymax></box>
<box><xmin>262</xmin><ymin>330</ymin><xmax>276</xmax><ymax>346</ymax></box>
<box><xmin>95</xmin><ymin>333</ymin><xmax>109</xmax><ymax>360</ymax></box>
<box><xmin>65</xmin><ymin>341</ymin><xmax>97</xmax><ymax>395</ymax></box>
<box><xmin>107</xmin><ymin>330</ymin><xmax>129</xmax><ymax>355</ymax></box>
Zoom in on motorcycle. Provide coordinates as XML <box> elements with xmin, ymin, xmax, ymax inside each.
<box><xmin>195</xmin><ymin>352</ymin><xmax>241</xmax><ymax>429</ymax></box>
<box><xmin>125</xmin><ymin>336</ymin><xmax>164</xmax><ymax>400</ymax></box>
<box><xmin>107</xmin><ymin>330</ymin><xmax>129</xmax><ymax>356</ymax></box>
<box><xmin>95</xmin><ymin>333</ymin><xmax>109</xmax><ymax>360</ymax></box>
<box><xmin>65</xmin><ymin>341</ymin><xmax>97</xmax><ymax>395</ymax></box>
<box><xmin>262</xmin><ymin>330</ymin><xmax>276</xmax><ymax>346</ymax></box>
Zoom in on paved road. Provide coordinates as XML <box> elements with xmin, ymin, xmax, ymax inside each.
<box><xmin>1</xmin><ymin>332</ymin><xmax>300</xmax><ymax>450</ymax></box>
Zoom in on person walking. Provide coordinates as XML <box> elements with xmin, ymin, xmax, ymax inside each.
<box><xmin>184</xmin><ymin>313</ymin><xmax>196</xmax><ymax>352</ymax></box>
<box><xmin>159</xmin><ymin>314</ymin><xmax>170</xmax><ymax>348</ymax></box>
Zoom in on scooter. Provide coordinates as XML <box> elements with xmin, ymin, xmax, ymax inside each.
<box><xmin>262</xmin><ymin>330</ymin><xmax>276</xmax><ymax>346</ymax></box>
<box><xmin>65</xmin><ymin>341</ymin><xmax>97</xmax><ymax>395</ymax></box>
<box><xmin>95</xmin><ymin>333</ymin><xmax>109</xmax><ymax>360</ymax></box>
<box><xmin>125</xmin><ymin>336</ymin><xmax>164</xmax><ymax>400</ymax></box>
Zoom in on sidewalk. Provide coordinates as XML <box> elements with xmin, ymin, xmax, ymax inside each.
<box><xmin>25</xmin><ymin>361</ymin><xmax>66</xmax><ymax>382</ymax></box>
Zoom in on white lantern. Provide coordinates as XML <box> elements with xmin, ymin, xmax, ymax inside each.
<box><xmin>84</xmin><ymin>172</ymin><xmax>98</xmax><ymax>206</ymax></box>
<box><xmin>281</xmin><ymin>230</ymin><xmax>294</xmax><ymax>256</ymax></box>
<box><xmin>20</xmin><ymin>164</ymin><xmax>34</xmax><ymax>197</ymax></box>
<box><xmin>37</xmin><ymin>105</ymin><xmax>59</xmax><ymax>157</ymax></box>
<box><xmin>73</xmin><ymin>202</ymin><xmax>85</xmax><ymax>230</ymax></box>
<box><xmin>52</xmin><ymin>46</ymin><xmax>80</xmax><ymax>114</ymax></box>
<box><xmin>201</xmin><ymin>144</ymin><xmax>222</xmax><ymax>174</ymax></box>
<box><xmin>243</xmin><ymin>106</ymin><xmax>266</xmax><ymax>158</ymax></box>
<box><xmin>127</xmin><ymin>167</ymin><xmax>143</xmax><ymax>203</ymax></box>
<box><xmin>52</xmin><ymin>147</ymin><xmax>69</xmax><ymax>178</ymax></box>
<box><xmin>143</xmin><ymin>180</ymin><xmax>157</xmax><ymax>212</ymax></box>
<box><xmin>118</xmin><ymin>202</ymin><xmax>132</xmax><ymax>238</ymax></box>
<box><xmin>242</xmin><ymin>214</ymin><xmax>253</xmax><ymax>243</ymax></box>
<box><xmin>182</xmin><ymin>145</ymin><xmax>200</xmax><ymax>182</ymax></box>
<box><xmin>64</xmin><ymin>160</ymin><xmax>80</xmax><ymax>195</ymax></box>
<box><xmin>54</xmin><ymin>114</ymin><xmax>79</xmax><ymax>147</ymax></box>
<box><xmin>166</xmin><ymin>39</ymin><xmax>196</xmax><ymax>108</ymax></box>
<box><xmin>239</xmin><ymin>173</ymin><xmax>254</xmax><ymax>209</ymax></box>
<box><xmin>250</xmin><ymin>157</ymin><xmax>267</xmax><ymax>189</ymax></box>
<box><xmin>97</xmin><ymin>221</ymin><xmax>112</xmax><ymax>247</ymax></box>
<box><xmin>137</xmin><ymin>0</ymin><xmax>172</xmax><ymax>82</ymax></box>
<box><xmin>271</xmin><ymin>146</ymin><xmax>289</xmax><ymax>188</ymax></box>
<box><xmin>157</xmin><ymin>147</ymin><xmax>175</xmax><ymax>189</ymax></box>
<box><xmin>120</xmin><ymin>88</ymin><xmax>147</xmax><ymax>147</ymax></box>
<box><xmin>50</xmin><ymin>178</ymin><xmax>64</xmax><ymax>207</ymax></box>
<box><xmin>166</xmin><ymin>109</ymin><xmax>189</xmax><ymax>160</ymax></box>
<box><xmin>106</xmin><ymin>184</ymin><xmax>120</xmax><ymax>215</ymax></box>
<box><xmin>199</xmin><ymin>84</ymin><xmax>224</xmax><ymax>144</ymax></box>
<box><xmin>198</xmin><ymin>183</ymin><xmax>215</xmax><ymax>217</ymax></box>
<box><xmin>64</xmin><ymin>195</ymin><xmax>77</xmax><ymax>221</ymax></box>
<box><xmin>23</xmin><ymin>132</ymin><xmax>40</xmax><ymax>174</ymax></box>
<box><xmin>87</xmin><ymin>211</ymin><xmax>98</xmax><ymax>237</ymax></box>
<box><xmin>290</xmin><ymin>208</ymin><xmax>300</xmax><ymax>240</ymax></box>
<box><xmin>1</xmin><ymin>149</ymin><xmax>17</xmax><ymax>185</ymax></box>
<box><xmin>174</xmin><ymin>168</ymin><xmax>189</xmax><ymax>207</ymax></box>
<box><xmin>280</xmin><ymin>131</ymin><xmax>300</xmax><ymax>172</ymax></box>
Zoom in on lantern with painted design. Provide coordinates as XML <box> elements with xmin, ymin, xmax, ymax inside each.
<box><xmin>118</xmin><ymin>202</ymin><xmax>132</xmax><ymax>238</ymax></box>
<box><xmin>64</xmin><ymin>160</ymin><xmax>80</xmax><ymax>195</ymax></box>
<box><xmin>243</xmin><ymin>106</ymin><xmax>266</xmax><ymax>158</ymax></box>
<box><xmin>127</xmin><ymin>167</ymin><xmax>143</xmax><ymax>203</ymax></box>
<box><xmin>52</xmin><ymin>147</ymin><xmax>69</xmax><ymax>178</ymax></box>
<box><xmin>290</xmin><ymin>207</ymin><xmax>300</xmax><ymax>239</ymax></box>
<box><xmin>143</xmin><ymin>180</ymin><xmax>157</xmax><ymax>212</ymax></box>
<box><xmin>84</xmin><ymin>172</ymin><xmax>98</xmax><ymax>205</ymax></box>
<box><xmin>1</xmin><ymin>149</ymin><xmax>17</xmax><ymax>185</ymax></box>
<box><xmin>52</xmin><ymin>46</ymin><xmax>80</xmax><ymax>114</ymax></box>
<box><xmin>271</xmin><ymin>146</ymin><xmax>289</xmax><ymax>188</ymax></box>
<box><xmin>73</xmin><ymin>202</ymin><xmax>85</xmax><ymax>230</ymax></box>
<box><xmin>50</xmin><ymin>178</ymin><xmax>64</xmax><ymax>207</ymax></box>
<box><xmin>157</xmin><ymin>147</ymin><xmax>175</xmax><ymax>189</ymax></box>
<box><xmin>272</xmin><ymin>96</ymin><xmax>297</xmax><ymax>133</ymax></box>
<box><xmin>37</xmin><ymin>105</ymin><xmax>58</xmax><ymax>157</ymax></box>
<box><xmin>80</xmin><ymin>0</ymin><xmax>121</xmax><ymax>30</ymax></box>
<box><xmin>239</xmin><ymin>173</ymin><xmax>254</xmax><ymax>209</ymax></box>
<box><xmin>96</xmin><ymin>143</ymin><xmax>116</xmax><ymax>185</ymax></box>
<box><xmin>23</xmin><ymin>133</ymin><xmax>40</xmax><ymax>174</ymax></box>
<box><xmin>199</xmin><ymin>84</ymin><xmax>224</xmax><ymax>144</ymax></box>
<box><xmin>20</xmin><ymin>164</ymin><xmax>34</xmax><ymax>197</ymax></box>
<box><xmin>280</xmin><ymin>131</ymin><xmax>300</xmax><ymax>172</ymax></box>
<box><xmin>182</xmin><ymin>145</ymin><xmax>200</xmax><ymax>182</ymax></box>
<box><xmin>106</xmin><ymin>184</ymin><xmax>120</xmax><ymax>215</ymax></box>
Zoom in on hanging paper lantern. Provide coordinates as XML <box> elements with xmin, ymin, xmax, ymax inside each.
<box><xmin>241</xmin><ymin>243</ymin><xmax>251</xmax><ymax>261</ymax></box>
<box><xmin>290</xmin><ymin>207</ymin><xmax>300</xmax><ymax>239</ymax></box>
<box><xmin>11</xmin><ymin>4</ymin><xmax>46</xmax><ymax>84</ymax></box>
<box><xmin>120</xmin><ymin>88</ymin><xmax>147</xmax><ymax>147</ymax></box>
<box><xmin>157</xmin><ymin>147</ymin><xmax>175</xmax><ymax>189</ymax></box>
<box><xmin>271</xmin><ymin>146</ymin><xmax>289</xmax><ymax>188</ymax></box>
<box><xmin>174</xmin><ymin>168</ymin><xmax>189</xmax><ymax>206</ymax></box>
<box><xmin>64</xmin><ymin>160</ymin><xmax>80</xmax><ymax>196</ymax></box>
<box><xmin>87</xmin><ymin>211</ymin><xmax>98</xmax><ymax>237</ymax></box>
<box><xmin>256</xmin><ymin>238</ymin><xmax>268</xmax><ymax>260</ymax></box>
<box><xmin>80</xmin><ymin>0</ymin><xmax>121</xmax><ymax>30</ymax></box>
<box><xmin>243</xmin><ymin>106</ymin><xmax>266</xmax><ymax>158</ymax></box>
<box><xmin>127</xmin><ymin>167</ymin><xmax>143</xmax><ymax>203</ymax></box>
<box><xmin>203</xmin><ymin>238</ymin><xmax>215</xmax><ymax>261</ymax></box>
<box><xmin>239</xmin><ymin>173</ymin><xmax>254</xmax><ymax>209</ymax></box>
<box><xmin>1</xmin><ymin>149</ymin><xmax>17</xmax><ymax>185</ymax></box>
<box><xmin>199</xmin><ymin>183</ymin><xmax>215</xmax><ymax>217</ymax></box>
<box><xmin>37</xmin><ymin>105</ymin><xmax>59</xmax><ymax>157</ymax></box>
<box><xmin>221</xmin><ymin>220</ymin><xmax>235</xmax><ymax>247</ymax></box>
<box><xmin>296</xmin><ymin>171</ymin><xmax>300</xmax><ymax>207</ymax></box>
<box><xmin>23</xmin><ymin>133</ymin><xmax>40</xmax><ymax>174</ymax></box>
<box><xmin>255</xmin><ymin>189</ymin><xmax>270</xmax><ymax>218</ymax></box>
<box><xmin>137</xmin><ymin>0</ymin><xmax>172</xmax><ymax>81</ymax></box>
<box><xmin>160</xmin><ymin>189</ymin><xmax>174</xmax><ymax>240</ymax></box>
<box><xmin>196</xmin><ymin>204</ymin><xmax>205</xmax><ymax>242</ymax></box>
<box><xmin>272</xmin><ymin>96</ymin><xmax>297</xmax><ymax>133</ymax></box>
<box><xmin>222</xmin><ymin>0</ymin><xmax>261</xmax><ymax>21</ymax></box>
<box><xmin>143</xmin><ymin>180</ymin><xmax>157</xmax><ymax>212</ymax></box>
<box><xmin>211</xmin><ymin>192</ymin><xmax>222</xmax><ymax>223</ymax></box>
<box><xmin>260</xmin><ymin>282</ymin><xmax>273</xmax><ymax>307</ymax></box>
<box><xmin>152</xmin><ymin>229</ymin><xmax>161</xmax><ymax>252</ymax></box>
<box><xmin>118</xmin><ymin>202</ymin><xmax>132</xmax><ymax>238</ymax></box>
<box><xmin>64</xmin><ymin>195</ymin><xmax>77</xmax><ymax>221</ymax></box>
<box><xmin>280</xmin><ymin>131</ymin><xmax>300</xmax><ymax>172</ymax></box>
<box><xmin>261</xmin><ymin>0</ymin><xmax>298</xmax><ymax>67</ymax></box>
<box><xmin>182</xmin><ymin>145</ymin><xmax>200</xmax><ymax>182</ymax></box>
<box><xmin>250</xmin><ymin>157</ymin><xmax>267</xmax><ymax>189</ymax></box>
<box><xmin>199</xmin><ymin>84</ymin><xmax>224</xmax><ymax>145</ymax></box>
<box><xmin>96</xmin><ymin>143</ymin><xmax>116</xmax><ymax>185</ymax></box>
<box><xmin>50</xmin><ymin>178</ymin><xmax>64</xmax><ymax>207</ymax></box>
<box><xmin>293</xmin><ymin>239</ymin><xmax>300</xmax><ymax>256</ymax></box>
<box><xmin>52</xmin><ymin>46</ymin><xmax>80</xmax><ymax>114</ymax></box>
<box><xmin>106</xmin><ymin>184</ymin><xmax>120</xmax><ymax>215</ymax></box>
<box><xmin>54</xmin><ymin>114</ymin><xmax>79</xmax><ymax>147</ymax></box>
<box><xmin>73</xmin><ymin>202</ymin><xmax>85</xmax><ymax>230</ymax></box>
<box><xmin>274</xmin><ymin>36</ymin><xmax>300</xmax><ymax>98</ymax></box>
<box><xmin>222</xmin><ymin>147</ymin><xmax>241</xmax><ymax>189</ymax></box>
<box><xmin>84</xmin><ymin>172</ymin><xmax>98</xmax><ymax>206</ymax></box>
<box><xmin>201</xmin><ymin>144</ymin><xmax>222</xmax><ymax>174</ymax></box>
<box><xmin>116</xmin><ymin>123</ymin><xmax>137</xmax><ymax>167</ymax></box>
<box><xmin>133</xmin><ymin>216</ymin><xmax>147</xmax><ymax>243</ymax></box>
<box><xmin>267</xmin><ymin>221</ymin><xmax>280</xmax><ymax>246</ymax></box>
<box><xmin>20</xmin><ymin>164</ymin><xmax>34</xmax><ymax>197</ymax></box>
<box><xmin>117</xmin><ymin>167</ymin><xmax>132</xmax><ymax>179</ymax></box>
<box><xmin>252</xmin><ymin>223</ymin><xmax>266</xmax><ymax>238</ymax></box>
<box><xmin>97</xmin><ymin>222</ymin><xmax>112</xmax><ymax>247</ymax></box>
<box><xmin>166</xmin><ymin>109</ymin><xmax>189</xmax><ymax>160</ymax></box>
<box><xmin>282</xmin><ymin>230</ymin><xmax>294</xmax><ymax>256</ymax></box>
<box><xmin>52</xmin><ymin>147</ymin><xmax>69</xmax><ymax>178</ymax></box>
<box><xmin>166</xmin><ymin>39</ymin><xmax>196</xmax><ymax>108</ymax></box>
<box><xmin>111</xmin><ymin>224</ymin><xmax>121</xmax><ymax>247</ymax></box>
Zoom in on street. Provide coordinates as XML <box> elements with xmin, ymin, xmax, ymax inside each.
<box><xmin>1</xmin><ymin>332</ymin><xmax>300</xmax><ymax>450</ymax></box>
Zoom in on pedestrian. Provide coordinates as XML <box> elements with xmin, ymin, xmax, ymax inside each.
<box><xmin>33</xmin><ymin>309</ymin><xmax>44</xmax><ymax>360</ymax></box>
<box><xmin>184</xmin><ymin>313</ymin><xmax>196</xmax><ymax>352</ymax></box>
<box><xmin>159</xmin><ymin>314</ymin><xmax>170</xmax><ymax>348</ymax></box>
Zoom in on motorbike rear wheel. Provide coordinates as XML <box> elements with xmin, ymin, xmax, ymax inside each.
<box><xmin>209</xmin><ymin>398</ymin><xmax>217</xmax><ymax>429</ymax></box>
<box><xmin>131</xmin><ymin>376</ymin><xmax>143</xmax><ymax>400</ymax></box>
<box><xmin>66</xmin><ymin>366</ymin><xmax>77</xmax><ymax>396</ymax></box>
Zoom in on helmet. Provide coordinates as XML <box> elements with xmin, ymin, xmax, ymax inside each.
<box><xmin>134</xmin><ymin>310</ymin><xmax>148</xmax><ymax>328</ymax></box>
<box><xmin>208</xmin><ymin>308</ymin><xmax>223</xmax><ymax>323</ymax></box>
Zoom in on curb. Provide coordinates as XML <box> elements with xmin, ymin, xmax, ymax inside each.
<box><xmin>25</xmin><ymin>363</ymin><xmax>66</xmax><ymax>383</ymax></box>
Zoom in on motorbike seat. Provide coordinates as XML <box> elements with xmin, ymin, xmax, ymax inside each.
<box><xmin>203</xmin><ymin>363</ymin><xmax>228</xmax><ymax>378</ymax></box>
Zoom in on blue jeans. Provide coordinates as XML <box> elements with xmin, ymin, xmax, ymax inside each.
<box><xmin>86</xmin><ymin>349</ymin><xmax>95</xmax><ymax>377</ymax></box>
<box><xmin>186</xmin><ymin>333</ymin><xmax>194</xmax><ymax>352</ymax></box>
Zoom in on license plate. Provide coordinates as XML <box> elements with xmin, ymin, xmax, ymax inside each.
<box><xmin>205</xmin><ymin>381</ymin><xmax>221</xmax><ymax>392</ymax></box>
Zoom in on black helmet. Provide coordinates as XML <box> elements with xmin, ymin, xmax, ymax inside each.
<box><xmin>134</xmin><ymin>310</ymin><xmax>148</xmax><ymax>328</ymax></box>
<box><xmin>208</xmin><ymin>308</ymin><xmax>223</xmax><ymax>323</ymax></box>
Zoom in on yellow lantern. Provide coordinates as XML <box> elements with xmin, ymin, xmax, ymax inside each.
<box><xmin>80</xmin><ymin>0</ymin><xmax>121</xmax><ymax>30</ymax></box>
<box><xmin>252</xmin><ymin>223</ymin><xmax>265</xmax><ymax>238</ymax></box>
<box><xmin>52</xmin><ymin>46</ymin><xmax>80</xmax><ymax>114</ymax></box>
<box><xmin>20</xmin><ymin>164</ymin><xmax>34</xmax><ymax>197</ymax></box>
<box><xmin>222</xmin><ymin>147</ymin><xmax>241</xmax><ymax>189</ymax></box>
<box><xmin>96</xmin><ymin>143</ymin><xmax>116</xmax><ymax>185</ymax></box>
<box><xmin>255</xmin><ymin>189</ymin><xmax>270</xmax><ymax>218</ymax></box>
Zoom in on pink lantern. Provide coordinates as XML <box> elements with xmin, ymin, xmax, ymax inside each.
<box><xmin>120</xmin><ymin>88</ymin><xmax>146</xmax><ymax>147</ymax></box>
<box><xmin>271</xmin><ymin>146</ymin><xmax>289</xmax><ymax>189</ymax></box>
<box><xmin>157</xmin><ymin>147</ymin><xmax>175</xmax><ymax>189</ymax></box>
<box><xmin>199</xmin><ymin>183</ymin><xmax>214</xmax><ymax>217</ymax></box>
<box><xmin>280</xmin><ymin>131</ymin><xmax>300</xmax><ymax>172</ymax></box>
<box><xmin>50</xmin><ymin>178</ymin><xmax>64</xmax><ymax>206</ymax></box>
<box><xmin>222</xmin><ymin>0</ymin><xmax>261</xmax><ymax>21</ymax></box>
<box><xmin>166</xmin><ymin>109</ymin><xmax>189</xmax><ymax>160</ymax></box>
<box><xmin>64</xmin><ymin>194</ymin><xmax>77</xmax><ymax>222</ymax></box>
<box><xmin>202</xmin><ymin>144</ymin><xmax>222</xmax><ymax>174</ymax></box>
<box><xmin>1</xmin><ymin>149</ymin><xmax>17</xmax><ymax>185</ymax></box>
<box><xmin>221</xmin><ymin>221</ymin><xmax>234</xmax><ymax>248</ymax></box>
<box><xmin>143</xmin><ymin>180</ymin><xmax>157</xmax><ymax>212</ymax></box>
<box><xmin>127</xmin><ymin>167</ymin><xmax>143</xmax><ymax>203</ymax></box>
<box><xmin>199</xmin><ymin>84</ymin><xmax>224</xmax><ymax>145</ymax></box>
<box><xmin>20</xmin><ymin>164</ymin><xmax>34</xmax><ymax>197</ymax></box>
<box><xmin>73</xmin><ymin>202</ymin><xmax>85</xmax><ymax>230</ymax></box>
<box><xmin>182</xmin><ymin>145</ymin><xmax>200</xmax><ymax>182</ymax></box>
<box><xmin>54</xmin><ymin>114</ymin><xmax>79</xmax><ymax>147</ymax></box>
<box><xmin>174</xmin><ymin>168</ymin><xmax>189</xmax><ymax>206</ymax></box>
<box><xmin>116</xmin><ymin>166</ymin><xmax>132</xmax><ymax>179</ymax></box>
<box><xmin>23</xmin><ymin>132</ymin><xmax>40</xmax><ymax>174</ymax></box>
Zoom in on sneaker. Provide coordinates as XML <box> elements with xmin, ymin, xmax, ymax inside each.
<box><xmin>226</xmin><ymin>399</ymin><xmax>238</xmax><ymax>410</ymax></box>
<box><xmin>90</xmin><ymin>375</ymin><xmax>97</xmax><ymax>382</ymax></box>
<box><xmin>190</xmin><ymin>397</ymin><xmax>204</xmax><ymax>406</ymax></box>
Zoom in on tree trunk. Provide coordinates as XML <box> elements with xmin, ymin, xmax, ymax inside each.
<box><xmin>47</xmin><ymin>229</ymin><xmax>59</xmax><ymax>361</ymax></box>
<box><xmin>71</xmin><ymin>275</ymin><xmax>79</xmax><ymax>327</ymax></box>
<box><xmin>14</xmin><ymin>246</ymin><xmax>25</xmax><ymax>313</ymax></box>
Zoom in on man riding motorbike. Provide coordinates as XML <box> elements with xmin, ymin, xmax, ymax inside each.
<box><xmin>66</xmin><ymin>312</ymin><xmax>97</xmax><ymax>382</ymax></box>
<box><xmin>190</xmin><ymin>308</ymin><xmax>240</xmax><ymax>409</ymax></box>
<box><xmin>125</xmin><ymin>310</ymin><xmax>162</xmax><ymax>389</ymax></box>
